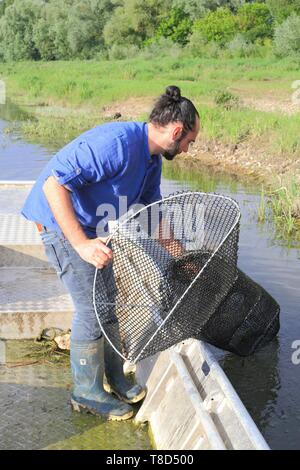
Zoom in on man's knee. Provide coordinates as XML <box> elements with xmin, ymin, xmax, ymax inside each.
<box><xmin>71</xmin><ymin>313</ymin><xmax>101</xmax><ymax>341</ymax></box>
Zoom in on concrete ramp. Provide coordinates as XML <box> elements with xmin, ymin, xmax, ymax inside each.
<box><xmin>0</xmin><ymin>213</ymin><xmax>48</xmax><ymax>266</ymax></box>
<box><xmin>0</xmin><ymin>267</ymin><xmax>73</xmax><ymax>339</ymax></box>
<box><xmin>0</xmin><ymin>182</ymin><xmax>73</xmax><ymax>339</ymax></box>
<box><xmin>135</xmin><ymin>339</ymin><xmax>269</xmax><ymax>450</ymax></box>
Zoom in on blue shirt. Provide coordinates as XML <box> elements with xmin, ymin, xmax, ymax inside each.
<box><xmin>21</xmin><ymin>122</ymin><xmax>162</xmax><ymax>238</ymax></box>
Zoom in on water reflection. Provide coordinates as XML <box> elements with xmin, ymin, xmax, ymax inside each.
<box><xmin>163</xmin><ymin>159</ymin><xmax>241</xmax><ymax>195</ymax></box>
<box><xmin>218</xmin><ymin>339</ymin><xmax>281</xmax><ymax>434</ymax></box>
<box><xmin>0</xmin><ymin>101</ymin><xmax>53</xmax><ymax>180</ymax></box>
<box><xmin>0</xmin><ymin>99</ymin><xmax>30</xmax><ymax>122</ymax></box>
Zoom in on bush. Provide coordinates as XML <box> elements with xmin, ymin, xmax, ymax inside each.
<box><xmin>274</xmin><ymin>14</ymin><xmax>300</xmax><ymax>57</ymax></box>
<box><xmin>108</xmin><ymin>44</ymin><xmax>140</xmax><ymax>60</ymax></box>
<box><xmin>193</xmin><ymin>7</ymin><xmax>238</xmax><ymax>47</ymax></box>
<box><xmin>187</xmin><ymin>30</ymin><xmax>222</xmax><ymax>58</ymax></box>
<box><xmin>140</xmin><ymin>37</ymin><xmax>184</xmax><ymax>59</ymax></box>
<box><xmin>188</xmin><ymin>32</ymin><xmax>222</xmax><ymax>58</ymax></box>
<box><xmin>187</xmin><ymin>29</ymin><xmax>207</xmax><ymax>57</ymax></box>
<box><xmin>203</xmin><ymin>41</ymin><xmax>222</xmax><ymax>59</ymax></box>
<box><xmin>214</xmin><ymin>90</ymin><xmax>240</xmax><ymax>110</ymax></box>
<box><xmin>227</xmin><ymin>34</ymin><xmax>258</xmax><ymax>58</ymax></box>
<box><xmin>154</xmin><ymin>7</ymin><xmax>193</xmax><ymax>46</ymax></box>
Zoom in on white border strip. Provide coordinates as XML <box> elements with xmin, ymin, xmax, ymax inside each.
<box><xmin>0</xmin><ymin>180</ymin><xmax>36</xmax><ymax>185</ymax></box>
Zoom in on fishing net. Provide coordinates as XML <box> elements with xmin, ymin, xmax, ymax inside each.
<box><xmin>93</xmin><ymin>191</ymin><xmax>240</xmax><ymax>363</ymax></box>
<box><xmin>199</xmin><ymin>268</ymin><xmax>280</xmax><ymax>356</ymax></box>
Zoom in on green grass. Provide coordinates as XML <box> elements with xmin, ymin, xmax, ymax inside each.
<box><xmin>257</xmin><ymin>181</ymin><xmax>300</xmax><ymax>241</ymax></box>
<box><xmin>21</xmin><ymin>114</ymin><xmax>106</xmax><ymax>148</ymax></box>
<box><xmin>270</xmin><ymin>182</ymin><xmax>300</xmax><ymax>239</ymax></box>
<box><xmin>258</xmin><ymin>186</ymin><xmax>266</xmax><ymax>224</ymax></box>
<box><xmin>1</xmin><ymin>56</ymin><xmax>300</xmax><ymax>107</ymax></box>
<box><xmin>201</xmin><ymin>103</ymin><xmax>300</xmax><ymax>155</ymax></box>
<box><xmin>0</xmin><ymin>58</ymin><xmax>300</xmax><ymax>157</ymax></box>
<box><xmin>18</xmin><ymin>101</ymin><xmax>300</xmax><ymax>158</ymax></box>
<box><xmin>2</xmin><ymin>57</ymin><xmax>300</xmax><ymax>153</ymax></box>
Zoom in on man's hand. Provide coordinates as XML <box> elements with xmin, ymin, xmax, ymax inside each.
<box><xmin>74</xmin><ymin>238</ymin><xmax>113</xmax><ymax>269</ymax></box>
<box><xmin>43</xmin><ymin>177</ymin><xmax>113</xmax><ymax>269</ymax></box>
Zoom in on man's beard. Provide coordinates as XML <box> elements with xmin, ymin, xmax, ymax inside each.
<box><xmin>162</xmin><ymin>138</ymin><xmax>181</xmax><ymax>161</ymax></box>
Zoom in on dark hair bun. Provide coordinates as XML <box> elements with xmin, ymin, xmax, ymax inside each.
<box><xmin>165</xmin><ymin>85</ymin><xmax>181</xmax><ymax>103</ymax></box>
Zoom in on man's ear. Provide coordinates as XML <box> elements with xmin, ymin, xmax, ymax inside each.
<box><xmin>172</xmin><ymin>123</ymin><xmax>184</xmax><ymax>141</ymax></box>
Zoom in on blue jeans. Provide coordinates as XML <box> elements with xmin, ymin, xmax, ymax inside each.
<box><xmin>40</xmin><ymin>228</ymin><xmax>104</xmax><ymax>341</ymax></box>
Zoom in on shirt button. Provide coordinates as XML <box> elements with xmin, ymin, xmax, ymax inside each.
<box><xmin>76</xmin><ymin>168</ymin><xmax>81</xmax><ymax>175</ymax></box>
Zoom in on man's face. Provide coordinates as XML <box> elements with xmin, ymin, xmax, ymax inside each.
<box><xmin>162</xmin><ymin>118</ymin><xmax>200</xmax><ymax>161</ymax></box>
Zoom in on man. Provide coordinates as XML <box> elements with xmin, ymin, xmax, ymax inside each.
<box><xmin>21</xmin><ymin>85</ymin><xmax>200</xmax><ymax>421</ymax></box>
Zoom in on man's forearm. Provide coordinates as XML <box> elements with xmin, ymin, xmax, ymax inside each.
<box><xmin>43</xmin><ymin>176</ymin><xmax>87</xmax><ymax>248</ymax></box>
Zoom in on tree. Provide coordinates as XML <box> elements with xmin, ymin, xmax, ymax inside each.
<box><xmin>34</xmin><ymin>0</ymin><xmax>116</xmax><ymax>60</ymax></box>
<box><xmin>236</xmin><ymin>2</ymin><xmax>273</xmax><ymax>42</ymax></box>
<box><xmin>171</xmin><ymin>0</ymin><xmax>211</xmax><ymax>20</ymax></box>
<box><xmin>67</xmin><ymin>0</ymin><xmax>115</xmax><ymax>58</ymax></box>
<box><xmin>33</xmin><ymin>0</ymin><xmax>73</xmax><ymax>60</ymax></box>
<box><xmin>171</xmin><ymin>1</ymin><xmax>249</xmax><ymax>20</ymax></box>
<box><xmin>266</xmin><ymin>0</ymin><xmax>300</xmax><ymax>24</ymax></box>
<box><xmin>0</xmin><ymin>0</ymin><xmax>117</xmax><ymax>61</ymax></box>
<box><xmin>0</xmin><ymin>0</ymin><xmax>42</xmax><ymax>61</ymax></box>
<box><xmin>103</xmin><ymin>0</ymin><xmax>172</xmax><ymax>47</ymax></box>
<box><xmin>0</xmin><ymin>0</ymin><xmax>14</xmax><ymax>16</ymax></box>
<box><xmin>103</xmin><ymin>4</ymin><xmax>140</xmax><ymax>47</ymax></box>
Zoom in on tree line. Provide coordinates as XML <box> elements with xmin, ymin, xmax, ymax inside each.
<box><xmin>0</xmin><ymin>0</ymin><xmax>300</xmax><ymax>61</ymax></box>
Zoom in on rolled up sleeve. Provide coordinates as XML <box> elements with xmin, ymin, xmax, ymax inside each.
<box><xmin>51</xmin><ymin>140</ymin><xmax>122</xmax><ymax>191</ymax></box>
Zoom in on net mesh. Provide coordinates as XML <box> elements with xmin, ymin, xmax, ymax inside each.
<box><xmin>93</xmin><ymin>191</ymin><xmax>240</xmax><ymax>363</ymax></box>
<box><xmin>199</xmin><ymin>268</ymin><xmax>280</xmax><ymax>356</ymax></box>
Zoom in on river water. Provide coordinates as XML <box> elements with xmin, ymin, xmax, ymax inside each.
<box><xmin>0</xmin><ymin>101</ymin><xmax>299</xmax><ymax>450</ymax></box>
<box><xmin>0</xmin><ymin>103</ymin><xmax>51</xmax><ymax>180</ymax></box>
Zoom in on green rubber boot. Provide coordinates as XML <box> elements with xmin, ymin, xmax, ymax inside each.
<box><xmin>103</xmin><ymin>337</ymin><xmax>146</xmax><ymax>404</ymax></box>
<box><xmin>70</xmin><ymin>337</ymin><xmax>133</xmax><ymax>421</ymax></box>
